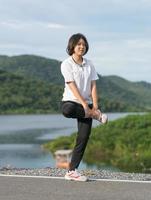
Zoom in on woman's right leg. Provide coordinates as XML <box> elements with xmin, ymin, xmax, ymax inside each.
<box><xmin>61</xmin><ymin>101</ymin><xmax>108</xmax><ymax>124</ymax></box>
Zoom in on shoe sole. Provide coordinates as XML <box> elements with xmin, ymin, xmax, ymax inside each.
<box><xmin>65</xmin><ymin>175</ymin><xmax>88</xmax><ymax>182</ymax></box>
<box><xmin>101</xmin><ymin>114</ymin><xmax>108</xmax><ymax>124</ymax></box>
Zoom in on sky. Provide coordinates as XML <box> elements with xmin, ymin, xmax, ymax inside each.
<box><xmin>0</xmin><ymin>0</ymin><xmax>151</xmax><ymax>83</ymax></box>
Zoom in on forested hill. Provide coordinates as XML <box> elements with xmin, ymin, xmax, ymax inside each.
<box><xmin>0</xmin><ymin>54</ymin><xmax>151</xmax><ymax>113</ymax></box>
<box><xmin>97</xmin><ymin>75</ymin><xmax>151</xmax><ymax>111</ymax></box>
<box><xmin>0</xmin><ymin>69</ymin><xmax>63</xmax><ymax>113</ymax></box>
<box><xmin>0</xmin><ymin>55</ymin><xmax>63</xmax><ymax>85</ymax></box>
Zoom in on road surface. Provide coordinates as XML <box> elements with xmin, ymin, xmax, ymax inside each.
<box><xmin>0</xmin><ymin>175</ymin><xmax>150</xmax><ymax>200</ymax></box>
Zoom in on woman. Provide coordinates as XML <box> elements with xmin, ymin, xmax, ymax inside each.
<box><xmin>61</xmin><ymin>33</ymin><xmax>108</xmax><ymax>181</ymax></box>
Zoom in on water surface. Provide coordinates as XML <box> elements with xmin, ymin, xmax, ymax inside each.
<box><xmin>0</xmin><ymin>113</ymin><xmax>136</xmax><ymax>170</ymax></box>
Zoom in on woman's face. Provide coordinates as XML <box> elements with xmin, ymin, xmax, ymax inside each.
<box><xmin>73</xmin><ymin>38</ymin><xmax>86</xmax><ymax>56</ymax></box>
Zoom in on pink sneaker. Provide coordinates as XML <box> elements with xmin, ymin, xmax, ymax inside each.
<box><xmin>65</xmin><ymin>169</ymin><xmax>88</xmax><ymax>182</ymax></box>
<box><xmin>93</xmin><ymin>109</ymin><xmax>108</xmax><ymax>124</ymax></box>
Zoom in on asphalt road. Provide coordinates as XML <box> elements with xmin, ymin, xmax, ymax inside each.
<box><xmin>0</xmin><ymin>175</ymin><xmax>151</xmax><ymax>200</ymax></box>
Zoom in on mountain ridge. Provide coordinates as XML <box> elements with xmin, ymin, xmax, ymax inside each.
<box><xmin>0</xmin><ymin>54</ymin><xmax>150</xmax><ymax>113</ymax></box>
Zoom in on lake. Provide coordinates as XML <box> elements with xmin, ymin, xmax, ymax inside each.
<box><xmin>0</xmin><ymin>113</ymin><xmax>136</xmax><ymax>170</ymax></box>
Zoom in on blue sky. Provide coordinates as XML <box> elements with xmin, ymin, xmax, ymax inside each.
<box><xmin>0</xmin><ymin>0</ymin><xmax>151</xmax><ymax>83</ymax></box>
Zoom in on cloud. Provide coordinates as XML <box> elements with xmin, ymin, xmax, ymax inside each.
<box><xmin>47</xmin><ymin>23</ymin><xmax>66</xmax><ymax>29</ymax></box>
<box><xmin>89</xmin><ymin>37</ymin><xmax>151</xmax><ymax>82</ymax></box>
<box><xmin>0</xmin><ymin>19</ymin><xmax>66</xmax><ymax>29</ymax></box>
<box><xmin>0</xmin><ymin>0</ymin><xmax>150</xmax><ymax>82</ymax></box>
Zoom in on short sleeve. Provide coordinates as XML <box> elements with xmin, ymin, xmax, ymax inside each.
<box><xmin>90</xmin><ymin>62</ymin><xmax>99</xmax><ymax>81</ymax></box>
<box><xmin>61</xmin><ymin>61</ymin><xmax>74</xmax><ymax>82</ymax></box>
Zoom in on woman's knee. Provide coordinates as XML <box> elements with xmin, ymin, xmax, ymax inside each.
<box><xmin>61</xmin><ymin>102</ymin><xmax>75</xmax><ymax>118</ymax></box>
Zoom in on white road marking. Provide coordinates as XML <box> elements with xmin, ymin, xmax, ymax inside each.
<box><xmin>0</xmin><ymin>174</ymin><xmax>151</xmax><ymax>183</ymax></box>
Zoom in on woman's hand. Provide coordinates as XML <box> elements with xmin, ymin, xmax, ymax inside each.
<box><xmin>92</xmin><ymin>105</ymin><xmax>98</xmax><ymax>111</ymax></box>
<box><xmin>82</xmin><ymin>102</ymin><xmax>92</xmax><ymax>118</ymax></box>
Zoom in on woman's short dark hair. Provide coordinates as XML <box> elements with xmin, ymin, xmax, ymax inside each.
<box><xmin>66</xmin><ymin>33</ymin><xmax>89</xmax><ymax>56</ymax></box>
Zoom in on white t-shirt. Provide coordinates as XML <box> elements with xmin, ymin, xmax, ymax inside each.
<box><xmin>61</xmin><ymin>56</ymin><xmax>99</xmax><ymax>104</ymax></box>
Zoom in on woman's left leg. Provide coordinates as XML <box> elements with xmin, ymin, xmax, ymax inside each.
<box><xmin>69</xmin><ymin>117</ymin><xmax>92</xmax><ymax>170</ymax></box>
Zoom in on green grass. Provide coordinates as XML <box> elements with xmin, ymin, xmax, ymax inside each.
<box><xmin>43</xmin><ymin>113</ymin><xmax>151</xmax><ymax>173</ymax></box>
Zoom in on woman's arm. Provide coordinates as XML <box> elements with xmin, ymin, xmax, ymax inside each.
<box><xmin>91</xmin><ymin>80</ymin><xmax>98</xmax><ymax>110</ymax></box>
<box><xmin>67</xmin><ymin>81</ymin><xmax>89</xmax><ymax>110</ymax></box>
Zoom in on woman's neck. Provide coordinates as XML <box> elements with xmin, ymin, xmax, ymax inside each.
<box><xmin>72</xmin><ymin>54</ymin><xmax>83</xmax><ymax>65</ymax></box>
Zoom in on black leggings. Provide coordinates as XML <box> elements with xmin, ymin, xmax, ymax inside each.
<box><xmin>61</xmin><ymin>101</ymin><xmax>93</xmax><ymax>170</ymax></box>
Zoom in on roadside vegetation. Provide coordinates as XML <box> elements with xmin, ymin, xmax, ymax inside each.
<box><xmin>43</xmin><ymin>113</ymin><xmax>151</xmax><ymax>173</ymax></box>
